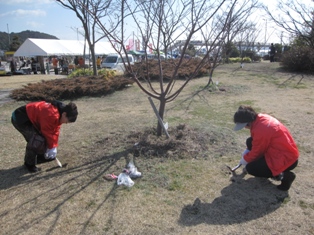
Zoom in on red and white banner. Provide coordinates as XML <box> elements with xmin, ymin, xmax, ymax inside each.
<box><xmin>128</xmin><ymin>39</ymin><xmax>134</xmax><ymax>50</ymax></box>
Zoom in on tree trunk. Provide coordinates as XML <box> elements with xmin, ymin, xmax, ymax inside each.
<box><xmin>89</xmin><ymin>44</ymin><xmax>97</xmax><ymax>75</ymax></box>
<box><xmin>156</xmin><ymin>96</ymin><xmax>166</xmax><ymax>136</ymax></box>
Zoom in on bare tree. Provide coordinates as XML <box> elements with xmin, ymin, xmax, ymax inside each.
<box><xmin>90</xmin><ymin>0</ymin><xmax>261</xmax><ymax>136</ymax></box>
<box><xmin>236</xmin><ymin>23</ymin><xmax>262</xmax><ymax>62</ymax></box>
<box><xmin>56</xmin><ymin>0</ymin><xmax>113</xmax><ymax>75</ymax></box>
<box><xmin>264</xmin><ymin>0</ymin><xmax>314</xmax><ymax>47</ymax></box>
<box><xmin>217</xmin><ymin>0</ymin><xmax>261</xmax><ymax>62</ymax></box>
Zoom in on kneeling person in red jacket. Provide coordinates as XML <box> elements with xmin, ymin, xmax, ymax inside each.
<box><xmin>11</xmin><ymin>101</ymin><xmax>78</xmax><ymax>173</ymax></box>
<box><xmin>233</xmin><ymin>105</ymin><xmax>299</xmax><ymax>191</ymax></box>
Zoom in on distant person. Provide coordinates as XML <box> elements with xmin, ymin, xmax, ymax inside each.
<box><xmin>59</xmin><ymin>57</ymin><xmax>64</xmax><ymax>68</ymax></box>
<box><xmin>233</xmin><ymin>105</ymin><xmax>299</xmax><ymax>191</ymax></box>
<box><xmin>62</xmin><ymin>58</ymin><xmax>69</xmax><ymax>74</ymax></box>
<box><xmin>269</xmin><ymin>43</ymin><xmax>276</xmax><ymax>62</ymax></box>
<box><xmin>78</xmin><ymin>57</ymin><xmax>84</xmax><ymax>67</ymax></box>
<box><xmin>74</xmin><ymin>56</ymin><xmax>79</xmax><ymax>67</ymax></box>
<box><xmin>31</xmin><ymin>58</ymin><xmax>38</xmax><ymax>74</ymax></box>
<box><xmin>19</xmin><ymin>58</ymin><xmax>26</xmax><ymax>70</ymax></box>
<box><xmin>96</xmin><ymin>56</ymin><xmax>102</xmax><ymax>69</ymax></box>
<box><xmin>11</xmin><ymin>101</ymin><xmax>78</xmax><ymax>173</ymax></box>
<box><xmin>52</xmin><ymin>56</ymin><xmax>59</xmax><ymax>74</ymax></box>
<box><xmin>10</xmin><ymin>59</ymin><xmax>17</xmax><ymax>73</ymax></box>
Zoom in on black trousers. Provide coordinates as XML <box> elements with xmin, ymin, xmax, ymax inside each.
<box><xmin>245</xmin><ymin>137</ymin><xmax>298</xmax><ymax>178</ymax></box>
<box><xmin>11</xmin><ymin>116</ymin><xmax>38</xmax><ymax>165</ymax></box>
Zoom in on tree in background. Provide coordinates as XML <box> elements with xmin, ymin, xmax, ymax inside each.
<box><xmin>264</xmin><ymin>0</ymin><xmax>314</xmax><ymax>48</ymax></box>
<box><xmin>56</xmin><ymin>0</ymin><xmax>113</xmax><ymax>75</ymax></box>
<box><xmin>219</xmin><ymin>0</ymin><xmax>261</xmax><ymax>63</ymax></box>
<box><xmin>264</xmin><ymin>0</ymin><xmax>314</xmax><ymax>71</ymax></box>
<box><xmin>9</xmin><ymin>35</ymin><xmax>21</xmax><ymax>51</ymax></box>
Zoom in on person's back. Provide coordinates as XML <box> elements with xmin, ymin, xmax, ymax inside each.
<box><xmin>31</xmin><ymin>58</ymin><xmax>38</xmax><ymax>74</ymax></box>
<box><xmin>52</xmin><ymin>57</ymin><xmax>59</xmax><ymax>74</ymax></box>
<box><xmin>74</xmin><ymin>56</ymin><xmax>79</xmax><ymax>66</ymax></box>
<box><xmin>97</xmin><ymin>56</ymin><xmax>101</xmax><ymax>69</ymax></box>
<box><xmin>79</xmin><ymin>57</ymin><xmax>84</xmax><ymax>67</ymax></box>
<box><xmin>269</xmin><ymin>43</ymin><xmax>276</xmax><ymax>62</ymax></box>
<box><xmin>10</xmin><ymin>60</ymin><xmax>16</xmax><ymax>72</ymax></box>
<box><xmin>52</xmin><ymin>57</ymin><xmax>58</xmax><ymax>67</ymax></box>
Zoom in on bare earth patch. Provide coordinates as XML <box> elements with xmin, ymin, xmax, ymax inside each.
<box><xmin>0</xmin><ymin>62</ymin><xmax>313</xmax><ymax>235</ymax></box>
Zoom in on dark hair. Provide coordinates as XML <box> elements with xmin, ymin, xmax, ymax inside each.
<box><xmin>64</xmin><ymin>102</ymin><xmax>78</xmax><ymax>123</ymax></box>
<box><xmin>233</xmin><ymin>105</ymin><xmax>257</xmax><ymax>124</ymax></box>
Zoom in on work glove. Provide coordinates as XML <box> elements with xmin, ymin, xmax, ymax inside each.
<box><xmin>240</xmin><ymin>149</ymin><xmax>250</xmax><ymax>166</ymax></box>
<box><xmin>45</xmin><ymin>147</ymin><xmax>57</xmax><ymax>160</ymax></box>
<box><xmin>239</xmin><ymin>156</ymin><xmax>248</xmax><ymax>166</ymax></box>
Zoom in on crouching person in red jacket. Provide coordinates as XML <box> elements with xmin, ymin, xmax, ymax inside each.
<box><xmin>233</xmin><ymin>105</ymin><xmax>299</xmax><ymax>191</ymax></box>
<box><xmin>11</xmin><ymin>101</ymin><xmax>78</xmax><ymax>173</ymax></box>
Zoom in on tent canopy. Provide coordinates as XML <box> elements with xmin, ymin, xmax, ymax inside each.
<box><xmin>14</xmin><ymin>38</ymin><xmax>116</xmax><ymax>57</ymax></box>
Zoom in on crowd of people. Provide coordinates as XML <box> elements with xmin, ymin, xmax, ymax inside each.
<box><xmin>4</xmin><ymin>55</ymin><xmax>98</xmax><ymax>75</ymax></box>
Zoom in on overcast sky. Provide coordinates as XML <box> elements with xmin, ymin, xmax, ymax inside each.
<box><xmin>0</xmin><ymin>0</ymin><xmax>308</xmax><ymax>45</ymax></box>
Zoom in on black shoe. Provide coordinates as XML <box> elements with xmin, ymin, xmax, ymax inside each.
<box><xmin>36</xmin><ymin>154</ymin><xmax>54</xmax><ymax>164</ymax></box>
<box><xmin>24</xmin><ymin>163</ymin><xmax>39</xmax><ymax>173</ymax></box>
<box><xmin>277</xmin><ymin>172</ymin><xmax>296</xmax><ymax>191</ymax></box>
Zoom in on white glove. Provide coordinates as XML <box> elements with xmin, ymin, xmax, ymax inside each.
<box><xmin>239</xmin><ymin>156</ymin><xmax>248</xmax><ymax>166</ymax></box>
<box><xmin>240</xmin><ymin>149</ymin><xmax>250</xmax><ymax>166</ymax></box>
<box><xmin>45</xmin><ymin>147</ymin><xmax>57</xmax><ymax>160</ymax></box>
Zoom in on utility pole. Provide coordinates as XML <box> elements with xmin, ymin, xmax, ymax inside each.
<box><xmin>263</xmin><ymin>19</ymin><xmax>267</xmax><ymax>56</ymax></box>
<box><xmin>7</xmin><ymin>24</ymin><xmax>10</xmax><ymax>49</ymax></box>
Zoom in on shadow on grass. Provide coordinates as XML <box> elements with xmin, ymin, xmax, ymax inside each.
<box><xmin>0</xmin><ymin>165</ymin><xmax>35</xmax><ymax>190</ymax></box>
<box><xmin>0</xmin><ymin>149</ymin><xmax>131</xmax><ymax>234</ymax></box>
<box><xmin>178</xmin><ymin>174</ymin><xmax>289</xmax><ymax>226</ymax></box>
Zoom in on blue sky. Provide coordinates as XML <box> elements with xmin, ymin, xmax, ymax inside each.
<box><xmin>0</xmin><ymin>0</ymin><xmax>83</xmax><ymax>40</ymax></box>
<box><xmin>0</xmin><ymin>0</ymin><xmax>308</xmax><ymax>45</ymax></box>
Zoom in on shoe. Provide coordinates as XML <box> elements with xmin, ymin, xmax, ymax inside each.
<box><xmin>272</xmin><ymin>172</ymin><xmax>284</xmax><ymax>181</ymax></box>
<box><xmin>24</xmin><ymin>162</ymin><xmax>39</xmax><ymax>173</ymax></box>
<box><xmin>277</xmin><ymin>172</ymin><xmax>296</xmax><ymax>191</ymax></box>
<box><xmin>36</xmin><ymin>154</ymin><xmax>54</xmax><ymax>164</ymax></box>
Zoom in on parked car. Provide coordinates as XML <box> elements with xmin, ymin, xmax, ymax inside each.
<box><xmin>0</xmin><ymin>67</ymin><xmax>7</xmax><ymax>76</ymax></box>
<box><xmin>101</xmin><ymin>54</ymin><xmax>134</xmax><ymax>71</ymax></box>
<box><xmin>145</xmin><ymin>54</ymin><xmax>166</xmax><ymax>60</ymax></box>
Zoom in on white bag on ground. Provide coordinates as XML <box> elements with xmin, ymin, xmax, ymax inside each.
<box><xmin>127</xmin><ymin>161</ymin><xmax>142</xmax><ymax>178</ymax></box>
<box><xmin>117</xmin><ymin>172</ymin><xmax>134</xmax><ymax>187</ymax></box>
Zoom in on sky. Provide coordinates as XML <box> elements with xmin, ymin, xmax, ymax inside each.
<box><xmin>0</xmin><ymin>0</ymin><xmax>309</xmax><ymax>45</ymax></box>
<box><xmin>0</xmin><ymin>0</ymin><xmax>84</xmax><ymax>40</ymax></box>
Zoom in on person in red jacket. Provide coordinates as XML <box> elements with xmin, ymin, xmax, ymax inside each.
<box><xmin>233</xmin><ymin>105</ymin><xmax>299</xmax><ymax>191</ymax></box>
<box><xmin>11</xmin><ymin>101</ymin><xmax>78</xmax><ymax>173</ymax></box>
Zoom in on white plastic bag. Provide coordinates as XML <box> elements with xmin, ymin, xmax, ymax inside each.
<box><xmin>117</xmin><ymin>173</ymin><xmax>134</xmax><ymax>187</ymax></box>
<box><xmin>127</xmin><ymin>161</ymin><xmax>142</xmax><ymax>179</ymax></box>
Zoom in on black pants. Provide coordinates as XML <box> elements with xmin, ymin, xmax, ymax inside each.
<box><xmin>245</xmin><ymin>137</ymin><xmax>298</xmax><ymax>178</ymax></box>
<box><xmin>11</xmin><ymin>116</ymin><xmax>39</xmax><ymax>166</ymax></box>
<box><xmin>270</xmin><ymin>55</ymin><xmax>275</xmax><ymax>62</ymax></box>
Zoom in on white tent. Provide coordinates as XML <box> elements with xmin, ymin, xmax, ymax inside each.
<box><xmin>14</xmin><ymin>38</ymin><xmax>116</xmax><ymax>57</ymax></box>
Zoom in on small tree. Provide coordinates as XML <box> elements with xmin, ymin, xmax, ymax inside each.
<box><xmin>90</xmin><ymin>0</ymin><xmax>260</xmax><ymax>136</ymax></box>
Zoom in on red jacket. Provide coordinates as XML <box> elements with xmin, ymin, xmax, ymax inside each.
<box><xmin>26</xmin><ymin>101</ymin><xmax>61</xmax><ymax>149</ymax></box>
<box><xmin>243</xmin><ymin>113</ymin><xmax>299</xmax><ymax>176</ymax></box>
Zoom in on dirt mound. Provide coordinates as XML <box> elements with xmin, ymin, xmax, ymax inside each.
<box><xmin>91</xmin><ymin>124</ymin><xmax>241</xmax><ymax>163</ymax></box>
